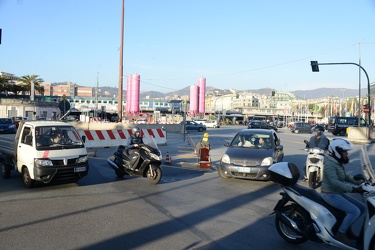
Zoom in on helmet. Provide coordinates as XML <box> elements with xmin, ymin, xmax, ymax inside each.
<box><xmin>132</xmin><ymin>127</ymin><xmax>141</xmax><ymax>136</ymax></box>
<box><xmin>328</xmin><ymin>138</ymin><xmax>352</xmax><ymax>160</ymax></box>
<box><xmin>313</xmin><ymin>125</ymin><xmax>325</xmax><ymax>136</ymax></box>
<box><xmin>203</xmin><ymin>132</ymin><xmax>209</xmax><ymax>138</ymax></box>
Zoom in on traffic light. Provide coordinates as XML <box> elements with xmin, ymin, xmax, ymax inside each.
<box><xmin>271</xmin><ymin>91</ymin><xmax>275</xmax><ymax>96</ymax></box>
<box><xmin>311</xmin><ymin>61</ymin><xmax>319</xmax><ymax>72</ymax></box>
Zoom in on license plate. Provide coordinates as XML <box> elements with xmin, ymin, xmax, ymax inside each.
<box><xmin>74</xmin><ymin>166</ymin><xmax>86</xmax><ymax>172</ymax></box>
<box><xmin>237</xmin><ymin>167</ymin><xmax>251</xmax><ymax>173</ymax></box>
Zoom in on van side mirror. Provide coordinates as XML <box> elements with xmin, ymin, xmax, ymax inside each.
<box><xmin>82</xmin><ymin>135</ymin><xmax>86</xmax><ymax>143</ymax></box>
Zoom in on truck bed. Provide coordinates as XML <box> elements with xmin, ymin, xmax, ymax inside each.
<box><xmin>0</xmin><ymin>135</ymin><xmax>16</xmax><ymax>157</ymax></box>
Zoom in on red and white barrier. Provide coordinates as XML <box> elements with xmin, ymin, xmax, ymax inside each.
<box><xmin>78</xmin><ymin>128</ymin><xmax>166</xmax><ymax>148</ymax></box>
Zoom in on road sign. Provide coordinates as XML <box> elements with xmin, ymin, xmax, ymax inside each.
<box><xmin>59</xmin><ymin>99</ymin><xmax>71</xmax><ymax>115</ymax></box>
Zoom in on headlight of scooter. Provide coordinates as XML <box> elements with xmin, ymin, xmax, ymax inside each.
<box><xmin>150</xmin><ymin>151</ymin><xmax>162</xmax><ymax>161</ymax></box>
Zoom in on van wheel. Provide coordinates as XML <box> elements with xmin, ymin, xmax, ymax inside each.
<box><xmin>1</xmin><ymin>161</ymin><xmax>11</xmax><ymax>179</ymax></box>
<box><xmin>339</xmin><ymin>130</ymin><xmax>346</xmax><ymax>136</ymax></box>
<box><xmin>22</xmin><ymin>167</ymin><xmax>35</xmax><ymax>188</ymax></box>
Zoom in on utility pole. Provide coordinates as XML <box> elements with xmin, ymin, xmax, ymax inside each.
<box><xmin>117</xmin><ymin>0</ymin><xmax>124</xmax><ymax>121</ymax></box>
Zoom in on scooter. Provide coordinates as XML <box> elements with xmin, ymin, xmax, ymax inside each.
<box><xmin>303</xmin><ymin>139</ymin><xmax>325</xmax><ymax>189</ymax></box>
<box><xmin>268</xmin><ymin>148</ymin><xmax>375</xmax><ymax>250</ymax></box>
<box><xmin>107</xmin><ymin>136</ymin><xmax>163</xmax><ymax>185</ymax></box>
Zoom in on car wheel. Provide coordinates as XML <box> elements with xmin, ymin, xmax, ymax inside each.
<box><xmin>294</xmin><ymin>129</ymin><xmax>299</xmax><ymax>134</ymax></box>
<box><xmin>339</xmin><ymin>130</ymin><xmax>346</xmax><ymax>136</ymax></box>
<box><xmin>198</xmin><ymin>127</ymin><xmax>203</xmax><ymax>132</ymax></box>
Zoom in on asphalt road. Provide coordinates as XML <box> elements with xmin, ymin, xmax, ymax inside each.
<box><xmin>1</xmin><ymin>126</ymin><xmax>374</xmax><ymax>250</ymax></box>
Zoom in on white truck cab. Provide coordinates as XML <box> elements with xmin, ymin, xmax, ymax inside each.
<box><xmin>0</xmin><ymin>120</ymin><xmax>89</xmax><ymax>188</ymax></box>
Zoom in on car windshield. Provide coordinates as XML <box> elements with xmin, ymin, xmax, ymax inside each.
<box><xmin>230</xmin><ymin>132</ymin><xmax>272</xmax><ymax>149</ymax></box>
<box><xmin>35</xmin><ymin>126</ymin><xmax>84</xmax><ymax>150</ymax></box>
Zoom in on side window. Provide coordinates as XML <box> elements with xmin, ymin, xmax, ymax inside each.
<box><xmin>273</xmin><ymin>133</ymin><xmax>280</xmax><ymax>146</ymax></box>
<box><xmin>21</xmin><ymin>127</ymin><xmax>33</xmax><ymax>146</ymax></box>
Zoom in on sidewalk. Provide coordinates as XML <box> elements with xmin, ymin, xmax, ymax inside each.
<box><xmin>159</xmin><ymin>132</ymin><xmax>215</xmax><ymax>171</ymax></box>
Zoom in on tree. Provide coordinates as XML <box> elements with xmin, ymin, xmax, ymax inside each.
<box><xmin>18</xmin><ymin>74</ymin><xmax>44</xmax><ymax>95</ymax></box>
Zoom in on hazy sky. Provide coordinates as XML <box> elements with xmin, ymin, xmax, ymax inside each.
<box><xmin>1</xmin><ymin>0</ymin><xmax>375</xmax><ymax>93</ymax></box>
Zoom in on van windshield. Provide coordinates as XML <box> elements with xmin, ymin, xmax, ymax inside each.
<box><xmin>35</xmin><ymin>126</ymin><xmax>84</xmax><ymax>150</ymax></box>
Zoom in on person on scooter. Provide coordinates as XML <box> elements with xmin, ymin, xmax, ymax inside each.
<box><xmin>306</xmin><ymin>125</ymin><xmax>329</xmax><ymax>150</ymax></box>
<box><xmin>321</xmin><ymin>138</ymin><xmax>366</xmax><ymax>247</ymax></box>
<box><xmin>127</xmin><ymin>127</ymin><xmax>143</xmax><ymax>170</ymax></box>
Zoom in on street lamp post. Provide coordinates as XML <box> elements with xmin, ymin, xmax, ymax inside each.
<box><xmin>311</xmin><ymin>60</ymin><xmax>371</xmax><ymax>122</ymax></box>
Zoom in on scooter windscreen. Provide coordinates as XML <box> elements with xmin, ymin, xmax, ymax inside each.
<box><xmin>359</xmin><ymin>145</ymin><xmax>375</xmax><ymax>185</ymax></box>
<box><xmin>142</xmin><ymin>132</ymin><xmax>161</xmax><ymax>153</ymax></box>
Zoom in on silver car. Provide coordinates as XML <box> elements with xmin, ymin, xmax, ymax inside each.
<box><xmin>218</xmin><ymin>129</ymin><xmax>284</xmax><ymax>181</ymax></box>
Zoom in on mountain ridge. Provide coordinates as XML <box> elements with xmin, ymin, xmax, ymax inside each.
<box><xmin>96</xmin><ymin>86</ymin><xmax>369</xmax><ymax>99</ymax></box>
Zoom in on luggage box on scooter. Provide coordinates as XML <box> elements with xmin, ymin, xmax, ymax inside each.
<box><xmin>268</xmin><ymin>162</ymin><xmax>300</xmax><ymax>186</ymax></box>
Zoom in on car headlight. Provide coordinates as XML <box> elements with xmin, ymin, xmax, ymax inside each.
<box><xmin>77</xmin><ymin>155</ymin><xmax>88</xmax><ymax>163</ymax></box>
<box><xmin>221</xmin><ymin>154</ymin><xmax>230</xmax><ymax>164</ymax></box>
<box><xmin>35</xmin><ymin>159</ymin><xmax>53</xmax><ymax>166</ymax></box>
<box><xmin>9</xmin><ymin>125</ymin><xmax>16</xmax><ymax>129</ymax></box>
<box><xmin>261</xmin><ymin>157</ymin><xmax>273</xmax><ymax>166</ymax></box>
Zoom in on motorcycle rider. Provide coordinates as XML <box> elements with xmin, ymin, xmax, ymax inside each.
<box><xmin>127</xmin><ymin>127</ymin><xmax>144</xmax><ymax>170</ymax></box>
<box><xmin>303</xmin><ymin>125</ymin><xmax>330</xmax><ymax>180</ymax></box>
<box><xmin>320</xmin><ymin>138</ymin><xmax>366</xmax><ymax>247</ymax></box>
<box><xmin>306</xmin><ymin>125</ymin><xmax>329</xmax><ymax>150</ymax></box>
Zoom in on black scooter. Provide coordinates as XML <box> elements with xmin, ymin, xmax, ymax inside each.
<box><xmin>107</xmin><ymin>139</ymin><xmax>163</xmax><ymax>185</ymax></box>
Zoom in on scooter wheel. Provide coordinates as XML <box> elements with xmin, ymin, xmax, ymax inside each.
<box><xmin>147</xmin><ymin>166</ymin><xmax>162</xmax><ymax>185</ymax></box>
<box><xmin>275</xmin><ymin>205</ymin><xmax>308</xmax><ymax>244</ymax></box>
<box><xmin>308</xmin><ymin>172</ymin><xmax>318</xmax><ymax>189</ymax></box>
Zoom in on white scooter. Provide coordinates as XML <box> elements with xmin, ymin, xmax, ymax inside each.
<box><xmin>303</xmin><ymin>139</ymin><xmax>325</xmax><ymax>189</ymax></box>
<box><xmin>269</xmin><ymin>146</ymin><xmax>375</xmax><ymax>250</ymax></box>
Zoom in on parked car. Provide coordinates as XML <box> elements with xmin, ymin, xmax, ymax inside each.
<box><xmin>290</xmin><ymin>122</ymin><xmax>311</xmax><ymax>134</ymax></box>
<box><xmin>205</xmin><ymin>120</ymin><xmax>220</xmax><ymax>128</ymax></box>
<box><xmin>247</xmin><ymin>120</ymin><xmax>278</xmax><ymax>132</ymax></box>
<box><xmin>217</xmin><ymin>129</ymin><xmax>284</xmax><ymax>181</ymax></box>
<box><xmin>0</xmin><ymin>118</ymin><xmax>17</xmax><ymax>134</ymax></box>
<box><xmin>327</xmin><ymin>116</ymin><xmax>366</xmax><ymax>136</ymax></box>
<box><xmin>12</xmin><ymin>116</ymin><xmax>29</xmax><ymax>128</ymax></box>
<box><xmin>180</xmin><ymin>121</ymin><xmax>206</xmax><ymax>132</ymax></box>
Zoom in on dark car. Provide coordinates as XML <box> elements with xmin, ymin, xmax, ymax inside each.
<box><xmin>247</xmin><ymin>120</ymin><xmax>278</xmax><ymax>132</ymax></box>
<box><xmin>327</xmin><ymin>116</ymin><xmax>366</xmax><ymax>136</ymax></box>
<box><xmin>0</xmin><ymin>118</ymin><xmax>17</xmax><ymax>134</ymax></box>
<box><xmin>181</xmin><ymin>121</ymin><xmax>206</xmax><ymax>132</ymax></box>
<box><xmin>217</xmin><ymin>129</ymin><xmax>284</xmax><ymax>181</ymax></box>
<box><xmin>290</xmin><ymin>122</ymin><xmax>311</xmax><ymax>134</ymax></box>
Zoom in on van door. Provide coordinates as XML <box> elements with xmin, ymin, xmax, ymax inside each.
<box><xmin>17</xmin><ymin>126</ymin><xmax>36</xmax><ymax>178</ymax></box>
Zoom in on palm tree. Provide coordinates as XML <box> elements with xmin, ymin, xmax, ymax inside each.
<box><xmin>0</xmin><ymin>76</ymin><xmax>12</xmax><ymax>95</ymax></box>
<box><xmin>18</xmin><ymin>74</ymin><xmax>45</xmax><ymax>95</ymax></box>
